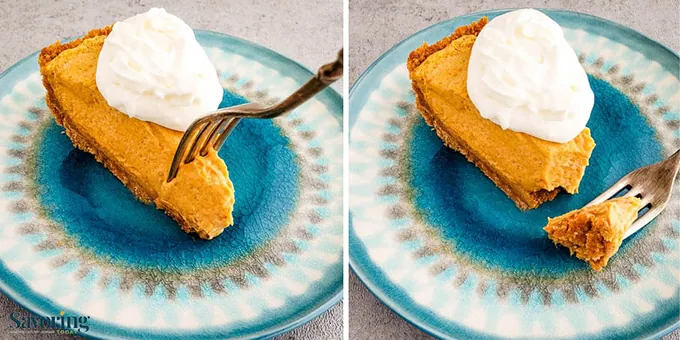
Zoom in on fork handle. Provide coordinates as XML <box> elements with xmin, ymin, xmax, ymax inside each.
<box><xmin>252</xmin><ymin>48</ymin><xmax>343</xmax><ymax>119</ymax></box>
<box><xmin>211</xmin><ymin>49</ymin><xmax>343</xmax><ymax>149</ymax></box>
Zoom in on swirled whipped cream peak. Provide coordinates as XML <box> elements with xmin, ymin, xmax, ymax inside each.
<box><xmin>467</xmin><ymin>9</ymin><xmax>594</xmax><ymax>143</ymax></box>
<box><xmin>96</xmin><ymin>8</ymin><xmax>222</xmax><ymax>131</ymax></box>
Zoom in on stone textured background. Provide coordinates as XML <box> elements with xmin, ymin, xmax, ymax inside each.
<box><xmin>349</xmin><ymin>0</ymin><xmax>679</xmax><ymax>339</ymax></box>
<box><xmin>0</xmin><ymin>1</ymin><xmax>342</xmax><ymax>339</ymax></box>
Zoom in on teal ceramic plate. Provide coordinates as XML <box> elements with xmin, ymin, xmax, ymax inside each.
<box><xmin>350</xmin><ymin>9</ymin><xmax>679</xmax><ymax>340</ymax></box>
<box><xmin>0</xmin><ymin>30</ymin><xmax>342</xmax><ymax>339</ymax></box>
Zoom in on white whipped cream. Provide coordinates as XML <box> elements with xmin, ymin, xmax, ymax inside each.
<box><xmin>96</xmin><ymin>8</ymin><xmax>222</xmax><ymax>131</ymax></box>
<box><xmin>467</xmin><ymin>9</ymin><xmax>594</xmax><ymax>143</ymax></box>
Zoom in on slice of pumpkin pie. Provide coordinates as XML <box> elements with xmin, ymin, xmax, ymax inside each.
<box><xmin>38</xmin><ymin>9</ymin><xmax>235</xmax><ymax>239</ymax></box>
<box><xmin>407</xmin><ymin>10</ymin><xmax>596</xmax><ymax>210</ymax></box>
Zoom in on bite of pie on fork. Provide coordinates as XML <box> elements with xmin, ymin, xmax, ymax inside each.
<box><xmin>544</xmin><ymin>149</ymin><xmax>680</xmax><ymax>270</ymax></box>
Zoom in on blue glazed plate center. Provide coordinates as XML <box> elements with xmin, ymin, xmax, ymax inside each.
<box><xmin>34</xmin><ymin>90</ymin><xmax>300</xmax><ymax>271</ymax></box>
<box><xmin>408</xmin><ymin>75</ymin><xmax>664</xmax><ymax>274</ymax></box>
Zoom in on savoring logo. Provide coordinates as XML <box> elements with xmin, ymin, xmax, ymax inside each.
<box><xmin>9</xmin><ymin>310</ymin><xmax>91</xmax><ymax>335</ymax></box>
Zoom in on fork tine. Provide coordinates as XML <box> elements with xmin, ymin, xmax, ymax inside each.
<box><xmin>622</xmin><ymin>185</ymin><xmax>643</xmax><ymax>199</ymax></box>
<box><xmin>586</xmin><ymin>177</ymin><xmax>630</xmax><ymax>207</ymax></box>
<box><xmin>200</xmin><ymin>118</ymin><xmax>229</xmax><ymax>157</ymax></box>
<box><xmin>167</xmin><ymin>119</ymin><xmax>210</xmax><ymax>182</ymax></box>
<box><xmin>625</xmin><ymin>204</ymin><xmax>662</xmax><ymax>239</ymax></box>
<box><xmin>213</xmin><ymin>117</ymin><xmax>242</xmax><ymax>151</ymax></box>
<box><xmin>185</xmin><ymin>120</ymin><xmax>218</xmax><ymax>164</ymax></box>
<box><xmin>638</xmin><ymin>192</ymin><xmax>654</xmax><ymax>207</ymax></box>
<box><xmin>622</xmin><ymin>185</ymin><xmax>657</xmax><ymax>208</ymax></box>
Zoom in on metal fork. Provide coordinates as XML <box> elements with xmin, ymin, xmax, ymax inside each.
<box><xmin>586</xmin><ymin>149</ymin><xmax>680</xmax><ymax>239</ymax></box>
<box><xmin>167</xmin><ymin>49</ymin><xmax>343</xmax><ymax>182</ymax></box>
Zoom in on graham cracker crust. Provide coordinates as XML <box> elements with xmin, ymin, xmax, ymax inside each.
<box><xmin>38</xmin><ymin>26</ymin><xmax>113</xmax><ymax>67</ymax></box>
<box><xmin>407</xmin><ymin>18</ymin><xmax>560</xmax><ymax>210</ymax></box>
<box><xmin>38</xmin><ymin>27</ymin><xmax>201</xmax><ymax>238</ymax></box>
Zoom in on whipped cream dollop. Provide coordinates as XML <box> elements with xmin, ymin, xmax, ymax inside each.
<box><xmin>96</xmin><ymin>8</ymin><xmax>222</xmax><ymax>131</ymax></box>
<box><xmin>467</xmin><ymin>9</ymin><xmax>594</xmax><ymax>143</ymax></box>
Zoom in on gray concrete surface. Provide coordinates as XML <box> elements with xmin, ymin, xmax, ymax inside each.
<box><xmin>349</xmin><ymin>0</ymin><xmax>680</xmax><ymax>339</ymax></box>
<box><xmin>0</xmin><ymin>1</ymin><xmax>342</xmax><ymax>339</ymax></box>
